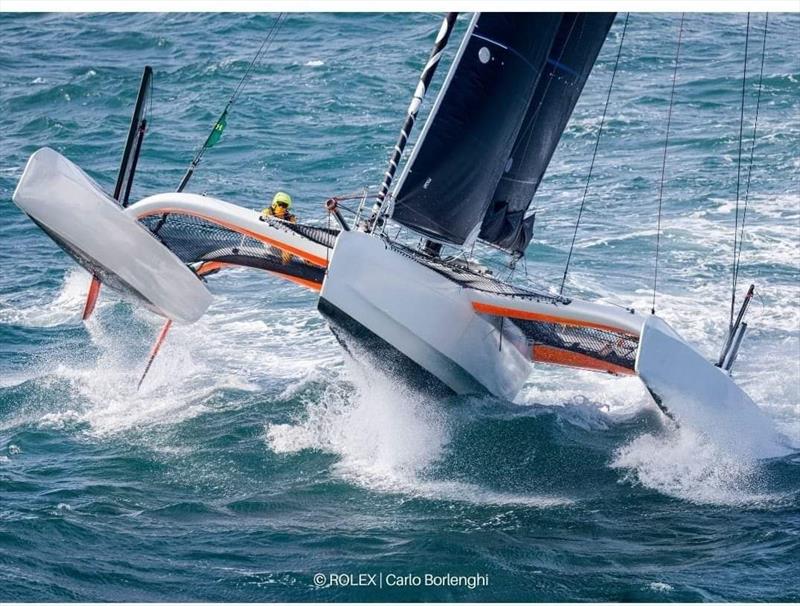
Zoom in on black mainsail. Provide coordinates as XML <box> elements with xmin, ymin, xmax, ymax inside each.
<box><xmin>390</xmin><ymin>13</ymin><xmax>615</xmax><ymax>250</ymax></box>
<box><xmin>479</xmin><ymin>13</ymin><xmax>616</xmax><ymax>254</ymax></box>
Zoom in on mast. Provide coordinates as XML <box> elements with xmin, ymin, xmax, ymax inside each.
<box><xmin>370</xmin><ymin>12</ymin><xmax>458</xmax><ymax>223</ymax></box>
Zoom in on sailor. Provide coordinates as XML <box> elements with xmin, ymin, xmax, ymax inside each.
<box><xmin>261</xmin><ymin>191</ymin><xmax>297</xmax><ymax>223</ymax></box>
<box><xmin>261</xmin><ymin>191</ymin><xmax>297</xmax><ymax>264</ymax></box>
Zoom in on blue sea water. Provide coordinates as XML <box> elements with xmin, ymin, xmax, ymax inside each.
<box><xmin>0</xmin><ymin>12</ymin><xmax>799</xmax><ymax>602</ymax></box>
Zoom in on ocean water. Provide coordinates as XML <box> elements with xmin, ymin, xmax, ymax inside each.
<box><xmin>0</xmin><ymin>12</ymin><xmax>798</xmax><ymax>602</ymax></box>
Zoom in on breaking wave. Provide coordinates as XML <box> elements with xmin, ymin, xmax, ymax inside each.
<box><xmin>266</xmin><ymin>360</ymin><xmax>572</xmax><ymax>508</ymax></box>
<box><xmin>612</xmin><ymin>425</ymin><xmax>790</xmax><ymax>507</ymax></box>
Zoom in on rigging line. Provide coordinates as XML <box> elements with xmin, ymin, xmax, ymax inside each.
<box><xmin>559</xmin><ymin>13</ymin><xmax>629</xmax><ymax>296</ymax></box>
<box><xmin>177</xmin><ymin>12</ymin><xmax>286</xmax><ymax>191</ymax></box>
<box><xmin>214</xmin><ymin>13</ymin><xmax>285</xmax><ymax>145</ymax></box>
<box><xmin>230</xmin><ymin>13</ymin><xmax>286</xmax><ymax>107</ymax></box>
<box><xmin>651</xmin><ymin>13</ymin><xmax>685</xmax><ymax>315</ymax></box>
<box><xmin>325</xmin><ymin>210</ymin><xmax>331</xmax><ymax>269</ymax></box>
<box><xmin>730</xmin><ymin>12</ymin><xmax>751</xmax><ymax>330</ymax></box>
<box><xmin>734</xmin><ymin>13</ymin><xmax>768</xmax><ymax>306</ymax></box>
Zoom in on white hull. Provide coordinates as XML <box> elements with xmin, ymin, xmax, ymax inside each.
<box><xmin>12</xmin><ymin>148</ymin><xmax>212</xmax><ymax>323</ymax></box>
<box><xmin>320</xmin><ymin>231</ymin><xmax>531</xmax><ymax>399</ymax></box>
<box><xmin>637</xmin><ymin>315</ymin><xmax>790</xmax><ymax>458</ymax></box>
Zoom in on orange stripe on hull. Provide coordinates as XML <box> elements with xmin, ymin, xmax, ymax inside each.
<box><xmin>135</xmin><ymin>208</ymin><xmax>329</xmax><ymax>268</ymax></box>
<box><xmin>532</xmin><ymin>344</ymin><xmax>635</xmax><ymax>376</ymax></box>
<box><xmin>472</xmin><ymin>301</ymin><xmax>638</xmax><ymax>337</ymax></box>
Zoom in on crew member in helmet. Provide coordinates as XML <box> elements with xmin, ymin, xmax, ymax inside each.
<box><xmin>261</xmin><ymin>191</ymin><xmax>297</xmax><ymax>223</ymax></box>
<box><xmin>261</xmin><ymin>191</ymin><xmax>297</xmax><ymax>264</ymax></box>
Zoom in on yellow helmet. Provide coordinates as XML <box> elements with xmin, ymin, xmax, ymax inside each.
<box><xmin>272</xmin><ymin>191</ymin><xmax>292</xmax><ymax>209</ymax></box>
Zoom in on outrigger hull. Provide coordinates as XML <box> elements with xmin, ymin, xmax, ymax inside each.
<box><xmin>12</xmin><ymin>148</ymin><xmax>214</xmax><ymax>323</ymax></box>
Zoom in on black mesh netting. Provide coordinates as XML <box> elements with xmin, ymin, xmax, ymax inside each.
<box><xmin>268</xmin><ymin>219</ymin><xmax>339</xmax><ymax>249</ymax></box>
<box><xmin>386</xmin><ymin>240</ymin><xmax>567</xmax><ymax>303</ymax></box>
<box><xmin>139</xmin><ymin>213</ymin><xmax>327</xmax><ymax>286</ymax></box>
<box><xmin>513</xmin><ymin>318</ymin><xmax>638</xmax><ymax>371</ymax></box>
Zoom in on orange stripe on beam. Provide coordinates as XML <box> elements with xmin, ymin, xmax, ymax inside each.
<box><xmin>266</xmin><ymin>271</ymin><xmax>322</xmax><ymax>292</ymax></box>
<box><xmin>135</xmin><ymin>208</ymin><xmax>329</xmax><ymax>268</ymax></box>
<box><xmin>472</xmin><ymin>301</ymin><xmax>638</xmax><ymax>337</ymax></box>
<box><xmin>196</xmin><ymin>261</ymin><xmax>321</xmax><ymax>292</ymax></box>
<box><xmin>532</xmin><ymin>344</ymin><xmax>635</xmax><ymax>376</ymax></box>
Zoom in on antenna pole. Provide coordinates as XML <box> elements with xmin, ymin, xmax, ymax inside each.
<box><xmin>717</xmin><ymin>283</ymin><xmax>754</xmax><ymax>368</ymax></box>
<box><xmin>370</xmin><ymin>12</ymin><xmax>458</xmax><ymax>224</ymax></box>
<box><xmin>730</xmin><ymin>13</ymin><xmax>751</xmax><ymax>330</ymax></box>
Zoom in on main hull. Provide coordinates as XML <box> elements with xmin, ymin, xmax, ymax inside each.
<box><xmin>319</xmin><ymin>231</ymin><xmax>532</xmax><ymax>399</ymax></box>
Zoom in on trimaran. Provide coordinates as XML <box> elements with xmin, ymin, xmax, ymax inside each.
<box><xmin>11</xmin><ymin>13</ymin><xmax>790</xmax><ymax>458</ymax></box>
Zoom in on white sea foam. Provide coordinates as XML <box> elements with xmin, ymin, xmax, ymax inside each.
<box><xmin>266</xmin><ymin>360</ymin><xmax>569</xmax><ymax>508</ymax></box>
<box><xmin>0</xmin><ymin>264</ymin><xmax>340</xmax><ymax>439</ymax></box>
<box><xmin>611</xmin><ymin>425</ymin><xmax>785</xmax><ymax>507</ymax></box>
<box><xmin>0</xmin><ymin>267</ymin><xmax>90</xmax><ymax>327</ymax></box>
<box><xmin>304</xmin><ymin>59</ymin><xmax>324</xmax><ymax>67</ymax></box>
<box><xmin>42</xmin><ymin>316</ymin><xmax>212</xmax><ymax>436</ymax></box>
<box><xmin>267</xmin><ymin>360</ymin><xmax>448</xmax><ymax>477</ymax></box>
<box><xmin>518</xmin><ymin>365</ymin><xmax>652</xmax><ymax>425</ymax></box>
<box><xmin>394</xmin><ymin>479</ymin><xmax>571</xmax><ymax>508</ymax></box>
